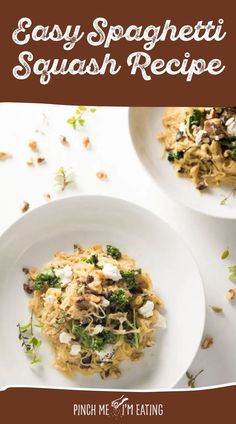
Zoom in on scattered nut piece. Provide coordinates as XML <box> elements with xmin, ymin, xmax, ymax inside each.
<box><xmin>201</xmin><ymin>336</ymin><xmax>213</xmax><ymax>350</ymax></box>
<box><xmin>26</xmin><ymin>158</ymin><xmax>35</xmax><ymax>167</ymax></box>
<box><xmin>96</xmin><ymin>171</ymin><xmax>108</xmax><ymax>180</ymax></box>
<box><xmin>43</xmin><ymin>193</ymin><xmax>51</xmax><ymax>201</ymax></box>
<box><xmin>59</xmin><ymin>135</ymin><xmax>70</xmax><ymax>146</ymax></box>
<box><xmin>226</xmin><ymin>288</ymin><xmax>236</xmax><ymax>301</ymax></box>
<box><xmin>29</xmin><ymin>141</ymin><xmax>38</xmax><ymax>151</ymax></box>
<box><xmin>37</xmin><ymin>156</ymin><xmax>46</xmax><ymax>164</ymax></box>
<box><xmin>0</xmin><ymin>152</ymin><xmax>12</xmax><ymax>161</ymax></box>
<box><xmin>83</xmin><ymin>137</ymin><xmax>91</xmax><ymax>149</ymax></box>
<box><xmin>21</xmin><ymin>201</ymin><xmax>30</xmax><ymax>213</ymax></box>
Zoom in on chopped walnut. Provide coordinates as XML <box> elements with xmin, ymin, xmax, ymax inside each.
<box><xmin>37</xmin><ymin>156</ymin><xmax>46</xmax><ymax>164</ymax></box>
<box><xmin>226</xmin><ymin>288</ymin><xmax>236</xmax><ymax>301</ymax></box>
<box><xmin>0</xmin><ymin>152</ymin><xmax>12</xmax><ymax>161</ymax></box>
<box><xmin>21</xmin><ymin>201</ymin><xmax>30</xmax><ymax>213</ymax></box>
<box><xmin>59</xmin><ymin>135</ymin><xmax>70</xmax><ymax>146</ymax></box>
<box><xmin>130</xmin><ymin>351</ymin><xmax>143</xmax><ymax>361</ymax></box>
<box><xmin>43</xmin><ymin>193</ymin><xmax>51</xmax><ymax>201</ymax></box>
<box><xmin>83</xmin><ymin>137</ymin><xmax>91</xmax><ymax>149</ymax></box>
<box><xmin>29</xmin><ymin>141</ymin><xmax>38</xmax><ymax>151</ymax></box>
<box><xmin>201</xmin><ymin>336</ymin><xmax>213</xmax><ymax>350</ymax></box>
<box><xmin>26</xmin><ymin>158</ymin><xmax>35</xmax><ymax>167</ymax></box>
<box><xmin>96</xmin><ymin>171</ymin><xmax>108</xmax><ymax>180</ymax></box>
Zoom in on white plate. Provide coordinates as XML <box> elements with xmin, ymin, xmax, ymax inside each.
<box><xmin>129</xmin><ymin>107</ymin><xmax>236</xmax><ymax>219</ymax></box>
<box><xmin>0</xmin><ymin>195</ymin><xmax>205</xmax><ymax>390</ymax></box>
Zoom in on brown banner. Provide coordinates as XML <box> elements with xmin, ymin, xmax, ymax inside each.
<box><xmin>0</xmin><ymin>0</ymin><xmax>235</xmax><ymax>105</ymax></box>
<box><xmin>0</xmin><ymin>386</ymin><xmax>234</xmax><ymax>423</ymax></box>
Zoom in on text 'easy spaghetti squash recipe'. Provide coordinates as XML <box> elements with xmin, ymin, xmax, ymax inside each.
<box><xmin>159</xmin><ymin>107</ymin><xmax>236</xmax><ymax>190</ymax></box>
<box><xmin>20</xmin><ymin>244</ymin><xmax>165</xmax><ymax>380</ymax></box>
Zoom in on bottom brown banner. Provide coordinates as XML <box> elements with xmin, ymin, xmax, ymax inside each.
<box><xmin>0</xmin><ymin>386</ymin><xmax>234</xmax><ymax>423</ymax></box>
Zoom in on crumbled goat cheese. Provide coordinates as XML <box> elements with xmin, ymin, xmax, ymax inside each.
<box><xmin>179</xmin><ymin>122</ymin><xmax>186</xmax><ymax>135</ymax></box>
<box><xmin>55</xmin><ymin>265</ymin><xmax>73</xmax><ymax>285</ymax></box>
<box><xmin>195</xmin><ymin>130</ymin><xmax>208</xmax><ymax>145</ymax></box>
<box><xmin>102</xmin><ymin>263</ymin><xmax>121</xmax><ymax>281</ymax></box>
<box><xmin>70</xmin><ymin>343</ymin><xmax>81</xmax><ymax>356</ymax></box>
<box><xmin>138</xmin><ymin>300</ymin><xmax>154</xmax><ymax>318</ymax></box>
<box><xmin>226</xmin><ymin>117</ymin><xmax>236</xmax><ymax>137</ymax></box>
<box><xmin>96</xmin><ymin>344</ymin><xmax>115</xmax><ymax>362</ymax></box>
<box><xmin>156</xmin><ymin>312</ymin><xmax>167</xmax><ymax>328</ymax></box>
<box><xmin>101</xmin><ymin>297</ymin><xmax>110</xmax><ymax>307</ymax></box>
<box><xmin>59</xmin><ymin>331</ymin><xmax>73</xmax><ymax>344</ymax></box>
<box><xmin>90</xmin><ymin>325</ymin><xmax>104</xmax><ymax>335</ymax></box>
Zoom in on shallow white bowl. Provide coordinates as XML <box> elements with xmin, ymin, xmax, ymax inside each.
<box><xmin>0</xmin><ymin>195</ymin><xmax>205</xmax><ymax>390</ymax></box>
<box><xmin>129</xmin><ymin>107</ymin><xmax>236</xmax><ymax>219</ymax></box>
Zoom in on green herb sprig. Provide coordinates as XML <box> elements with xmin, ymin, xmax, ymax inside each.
<box><xmin>34</xmin><ymin>268</ymin><xmax>60</xmax><ymax>291</ymax></box>
<box><xmin>109</xmin><ymin>289</ymin><xmax>127</xmax><ymax>306</ymax></box>
<box><xmin>167</xmin><ymin>151</ymin><xmax>185</xmax><ymax>162</ymax></box>
<box><xmin>221</xmin><ymin>249</ymin><xmax>229</xmax><ymax>260</ymax></box>
<box><xmin>186</xmin><ymin>369</ymin><xmax>204</xmax><ymax>388</ymax></box>
<box><xmin>54</xmin><ymin>167</ymin><xmax>74</xmax><ymax>191</ymax></box>
<box><xmin>120</xmin><ymin>269</ymin><xmax>141</xmax><ymax>289</ymax></box>
<box><xmin>17</xmin><ymin>312</ymin><xmax>42</xmax><ymax>365</ymax></box>
<box><xmin>106</xmin><ymin>245</ymin><xmax>122</xmax><ymax>260</ymax></box>
<box><xmin>229</xmin><ymin>265</ymin><xmax>236</xmax><ymax>283</ymax></box>
<box><xmin>67</xmin><ymin>106</ymin><xmax>96</xmax><ymax>130</ymax></box>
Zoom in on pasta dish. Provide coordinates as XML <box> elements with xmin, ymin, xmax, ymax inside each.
<box><xmin>158</xmin><ymin>107</ymin><xmax>236</xmax><ymax>190</ymax></box>
<box><xmin>22</xmin><ymin>244</ymin><xmax>165</xmax><ymax>379</ymax></box>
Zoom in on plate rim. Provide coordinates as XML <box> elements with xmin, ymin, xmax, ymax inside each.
<box><xmin>128</xmin><ymin>106</ymin><xmax>236</xmax><ymax>220</ymax></box>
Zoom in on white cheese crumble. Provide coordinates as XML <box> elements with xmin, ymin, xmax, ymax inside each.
<box><xmin>70</xmin><ymin>343</ymin><xmax>81</xmax><ymax>356</ymax></box>
<box><xmin>138</xmin><ymin>300</ymin><xmax>154</xmax><ymax>318</ymax></box>
<box><xmin>101</xmin><ymin>297</ymin><xmax>110</xmax><ymax>308</ymax></box>
<box><xmin>226</xmin><ymin>117</ymin><xmax>236</xmax><ymax>137</ymax></box>
<box><xmin>59</xmin><ymin>331</ymin><xmax>73</xmax><ymax>345</ymax></box>
<box><xmin>102</xmin><ymin>263</ymin><xmax>121</xmax><ymax>281</ymax></box>
<box><xmin>55</xmin><ymin>265</ymin><xmax>73</xmax><ymax>286</ymax></box>
<box><xmin>90</xmin><ymin>324</ymin><xmax>104</xmax><ymax>335</ymax></box>
<box><xmin>195</xmin><ymin>130</ymin><xmax>208</xmax><ymax>145</ymax></box>
<box><xmin>96</xmin><ymin>344</ymin><xmax>115</xmax><ymax>362</ymax></box>
<box><xmin>179</xmin><ymin>122</ymin><xmax>186</xmax><ymax>135</ymax></box>
<box><xmin>156</xmin><ymin>312</ymin><xmax>167</xmax><ymax>329</ymax></box>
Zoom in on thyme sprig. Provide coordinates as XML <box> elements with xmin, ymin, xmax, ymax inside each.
<box><xmin>186</xmin><ymin>369</ymin><xmax>204</xmax><ymax>388</ymax></box>
<box><xmin>54</xmin><ymin>166</ymin><xmax>74</xmax><ymax>191</ymax></box>
<box><xmin>17</xmin><ymin>312</ymin><xmax>42</xmax><ymax>365</ymax></box>
<box><xmin>67</xmin><ymin>106</ymin><xmax>96</xmax><ymax>130</ymax></box>
<box><xmin>220</xmin><ymin>188</ymin><xmax>236</xmax><ymax>205</ymax></box>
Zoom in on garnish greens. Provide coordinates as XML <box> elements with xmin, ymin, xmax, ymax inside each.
<box><xmin>124</xmin><ymin>309</ymin><xmax>139</xmax><ymax>348</ymax></box>
<box><xmin>34</xmin><ymin>268</ymin><xmax>60</xmax><ymax>291</ymax></box>
<box><xmin>109</xmin><ymin>289</ymin><xmax>127</xmax><ymax>306</ymax></box>
<box><xmin>54</xmin><ymin>166</ymin><xmax>74</xmax><ymax>191</ymax></box>
<box><xmin>220</xmin><ymin>188</ymin><xmax>236</xmax><ymax>206</ymax></box>
<box><xmin>106</xmin><ymin>245</ymin><xmax>122</xmax><ymax>260</ymax></box>
<box><xmin>186</xmin><ymin>369</ymin><xmax>204</xmax><ymax>388</ymax></box>
<box><xmin>17</xmin><ymin>312</ymin><xmax>42</xmax><ymax>365</ymax></box>
<box><xmin>72</xmin><ymin>324</ymin><xmax>116</xmax><ymax>352</ymax></box>
<box><xmin>120</xmin><ymin>269</ymin><xmax>141</xmax><ymax>289</ymax></box>
<box><xmin>82</xmin><ymin>254</ymin><xmax>98</xmax><ymax>265</ymax></box>
<box><xmin>209</xmin><ymin>305</ymin><xmax>223</xmax><ymax>313</ymax></box>
<box><xmin>167</xmin><ymin>151</ymin><xmax>184</xmax><ymax>162</ymax></box>
<box><xmin>67</xmin><ymin>106</ymin><xmax>96</xmax><ymax>130</ymax></box>
<box><xmin>188</xmin><ymin>109</ymin><xmax>204</xmax><ymax>127</ymax></box>
<box><xmin>221</xmin><ymin>249</ymin><xmax>229</xmax><ymax>260</ymax></box>
<box><xmin>229</xmin><ymin>265</ymin><xmax>236</xmax><ymax>283</ymax></box>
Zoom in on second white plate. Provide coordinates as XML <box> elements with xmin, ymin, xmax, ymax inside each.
<box><xmin>129</xmin><ymin>107</ymin><xmax>236</xmax><ymax>219</ymax></box>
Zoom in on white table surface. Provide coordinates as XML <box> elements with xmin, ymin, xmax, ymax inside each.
<box><xmin>0</xmin><ymin>103</ymin><xmax>235</xmax><ymax>389</ymax></box>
